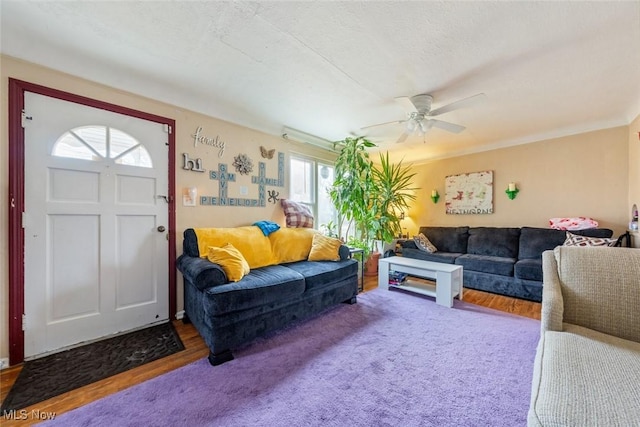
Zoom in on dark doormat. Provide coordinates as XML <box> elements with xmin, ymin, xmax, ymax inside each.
<box><xmin>1</xmin><ymin>322</ymin><xmax>184</xmax><ymax>414</ymax></box>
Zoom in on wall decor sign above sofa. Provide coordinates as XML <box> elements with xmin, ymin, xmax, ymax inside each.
<box><xmin>445</xmin><ymin>170</ymin><xmax>493</xmax><ymax>214</ymax></box>
<box><xmin>201</xmin><ymin>152</ymin><xmax>284</xmax><ymax>207</ymax></box>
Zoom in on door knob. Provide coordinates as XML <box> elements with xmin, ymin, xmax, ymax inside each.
<box><xmin>157</xmin><ymin>226</ymin><xmax>166</xmax><ymax>232</ymax></box>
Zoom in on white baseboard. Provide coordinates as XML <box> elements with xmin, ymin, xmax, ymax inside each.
<box><xmin>175</xmin><ymin>310</ymin><xmax>185</xmax><ymax>320</ymax></box>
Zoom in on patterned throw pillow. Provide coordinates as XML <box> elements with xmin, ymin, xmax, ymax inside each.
<box><xmin>280</xmin><ymin>199</ymin><xmax>314</xmax><ymax>228</ymax></box>
<box><xmin>414</xmin><ymin>233</ymin><xmax>438</xmax><ymax>253</ymax></box>
<box><xmin>563</xmin><ymin>232</ymin><xmax>616</xmax><ymax>247</ymax></box>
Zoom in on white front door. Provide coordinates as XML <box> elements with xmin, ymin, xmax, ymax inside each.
<box><xmin>23</xmin><ymin>92</ymin><xmax>169</xmax><ymax>358</ymax></box>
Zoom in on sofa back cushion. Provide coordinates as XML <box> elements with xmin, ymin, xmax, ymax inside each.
<box><xmin>194</xmin><ymin>226</ymin><xmax>275</xmax><ymax>268</ymax></box>
<box><xmin>519</xmin><ymin>227</ymin><xmax>614</xmax><ymax>259</ymax></box>
<box><xmin>268</xmin><ymin>227</ymin><xmax>317</xmax><ymax>263</ymax></box>
<box><xmin>418</xmin><ymin>227</ymin><xmax>469</xmax><ymax>253</ymax></box>
<box><xmin>553</xmin><ymin>246</ymin><xmax>640</xmax><ymax>343</ymax></box>
<box><xmin>467</xmin><ymin>227</ymin><xmax>520</xmax><ymax>258</ymax></box>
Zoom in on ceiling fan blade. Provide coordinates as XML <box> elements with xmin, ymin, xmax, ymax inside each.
<box><xmin>428</xmin><ymin>93</ymin><xmax>486</xmax><ymax>117</ymax></box>
<box><xmin>396</xmin><ymin>131</ymin><xmax>410</xmax><ymax>143</ymax></box>
<box><xmin>361</xmin><ymin>119</ymin><xmax>407</xmax><ymax>130</ymax></box>
<box><xmin>394</xmin><ymin>96</ymin><xmax>418</xmax><ymax>113</ymax></box>
<box><xmin>428</xmin><ymin>119</ymin><xmax>465</xmax><ymax>133</ymax></box>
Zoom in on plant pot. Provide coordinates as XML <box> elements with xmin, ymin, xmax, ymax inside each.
<box><xmin>364</xmin><ymin>251</ymin><xmax>381</xmax><ymax>276</ymax></box>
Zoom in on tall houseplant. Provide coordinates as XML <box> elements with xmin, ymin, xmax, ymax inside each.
<box><xmin>329</xmin><ymin>136</ymin><xmax>418</xmax><ymax>257</ymax></box>
<box><xmin>369</xmin><ymin>152</ymin><xmax>418</xmax><ymax>248</ymax></box>
<box><xmin>329</xmin><ymin>136</ymin><xmax>376</xmax><ymax>254</ymax></box>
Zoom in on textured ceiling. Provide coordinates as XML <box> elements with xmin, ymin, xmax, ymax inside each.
<box><xmin>2</xmin><ymin>1</ymin><xmax>639</xmax><ymax>163</ymax></box>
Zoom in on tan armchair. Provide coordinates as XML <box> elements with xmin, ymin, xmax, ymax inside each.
<box><xmin>528</xmin><ymin>246</ymin><xmax>640</xmax><ymax>426</ymax></box>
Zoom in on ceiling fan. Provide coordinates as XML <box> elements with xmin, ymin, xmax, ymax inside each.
<box><xmin>362</xmin><ymin>93</ymin><xmax>486</xmax><ymax>143</ymax></box>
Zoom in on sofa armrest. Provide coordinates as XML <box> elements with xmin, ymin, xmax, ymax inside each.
<box><xmin>338</xmin><ymin>245</ymin><xmax>351</xmax><ymax>261</ymax></box>
<box><xmin>177</xmin><ymin>254</ymin><xmax>228</xmax><ymax>290</ymax></box>
<box><xmin>541</xmin><ymin>250</ymin><xmax>563</xmax><ymax>332</ymax></box>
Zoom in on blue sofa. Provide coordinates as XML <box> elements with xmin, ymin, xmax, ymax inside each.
<box><xmin>177</xmin><ymin>226</ymin><xmax>358</xmax><ymax>366</ymax></box>
<box><xmin>401</xmin><ymin>226</ymin><xmax>614</xmax><ymax>302</ymax></box>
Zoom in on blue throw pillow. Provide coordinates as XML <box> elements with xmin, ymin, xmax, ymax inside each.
<box><xmin>253</xmin><ymin>220</ymin><xmax>281</xmax><ymax>236</ymax></box>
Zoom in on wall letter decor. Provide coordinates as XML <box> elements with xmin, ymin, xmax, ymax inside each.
<box><xmin>182</xmin><ymin>153</ymin><xmax>205</xmax><ymax>172</ymax></box>
<box><xmin>201</xmin><ymin>152</ymin><xmax>285</xmax><ymax>208</ymax></box>
<box><xmin>192</xmin><ymin>126</ymin><xmax>226</xmax><ymax>157</ymax></box>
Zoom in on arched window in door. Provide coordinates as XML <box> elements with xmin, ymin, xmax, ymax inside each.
<box><xmin>52</xmin><ymin>125</ymin><xmax>152</xmax><ymax>168</ymax></box>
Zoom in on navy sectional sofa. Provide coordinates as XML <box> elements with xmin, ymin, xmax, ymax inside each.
<box><xmin>401</xmin><ymin>226</ymin><xmax>614</xmax><ymax>302</ymax></box>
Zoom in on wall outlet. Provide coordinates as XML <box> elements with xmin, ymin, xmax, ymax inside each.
<box><xmin>0</xmin><ymin>358</ymin><xmax>9</xmax><ymax>370</ymax></box>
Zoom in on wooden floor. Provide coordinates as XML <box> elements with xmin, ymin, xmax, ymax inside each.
<box><xmin>1</xmin><ymin>275</ymin><xmax>540</xmax><ymax>425</ymax></box>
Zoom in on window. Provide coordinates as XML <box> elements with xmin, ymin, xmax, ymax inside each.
<box><xmin>289</xmin><ymin>155</ymin><xmax>336</xmax><ymax>231</ymax></box>
<box><xmin>52</xmin><ymin>125</ymin><xmax>152</xmax><ymax>168</ymax></box>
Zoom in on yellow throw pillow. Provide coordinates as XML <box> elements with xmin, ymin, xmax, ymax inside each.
<box><xmin>307</xmin><ymin>233</ymin><xmax>342</xmax><ymax>261</ymax></box>
<box><xmin>207</xmin><ymin>243</ymin><xmax>250</xmax><ymax>282</ymax></box>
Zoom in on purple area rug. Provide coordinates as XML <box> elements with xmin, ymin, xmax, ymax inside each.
<box><xmin>42</xmin><ymin>288</ymin><xmax>540</xmax><ymax>427</ymax></box>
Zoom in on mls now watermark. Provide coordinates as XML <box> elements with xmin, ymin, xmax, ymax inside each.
<box><xmin>3</xmin><ymin>409</ymin><xmax>56</xmax><ymax>421</ymax></box>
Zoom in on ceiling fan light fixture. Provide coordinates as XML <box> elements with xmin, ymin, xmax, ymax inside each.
<box><xmin>362</xmin><ymin>92</ymin><xmax>483</xmax><ymax>143</ymax></box>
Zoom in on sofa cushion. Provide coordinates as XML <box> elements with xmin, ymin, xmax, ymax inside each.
<box><xmin>519</xmin><ymin>227</ymin><xmax>614</xmax><ymax>259</ymax></box>
<box><xmin>455</xmin><ymin>254</ymin><xmax>515</xmax><ymax>276</ymax></box>
<box><xmin>467</xmin><ymin>227</ymin><xmax>520</xmax><ymax>258</ymax></box>
<box><xmin>529</xmin><ymin>324</ymin><xmax>640</xmax><ymax>426</ymax></box>
<box><xmin>268</xmin><ymin>227</ymin><xmax>317</xmax><ymax>264</ymax></box>
<box><xmin>284</xmin><ymin>260</ymin><xmax>358</xmax><ymax>292</ymax></box>
<box><xmin>401</xmin><ymin>248</ymin><xmax>461</xmax><ymax>264</ymax></box>
<box><xmin>203</xmin><ymin>265</ymin><xmax>305</xmax><ymax>315</ymax></box>
<box><xmin>207</xmin><ymin>243</ymin><xmax>250</xmax><ymax>282</ymax></box>
<box><xmin>194</xmin><ymin>226</ymin><xmax>275</xmax><ymax>269</ymax></box>
<box><xmin>418</xmin><ymin>227</ymin><xmax>469</xmax><ymax>253</ymax></box>
<box><xmin>514</xmin><ymin>258</ymin><xmax>542</xmax><ymax>281</ymax></box>
<box><xmin>518</xmin><ymin>227</ymin><xmax>565</xmax><ymax>260</ymax></box>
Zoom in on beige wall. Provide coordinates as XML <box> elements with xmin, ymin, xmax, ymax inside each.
<box><xmin>405</xmin><ymin>127</ymin><xmax>630</xmax><ymax>237</ymax></box>
<box><xmin>0</xmin><ymin>55</ymin><xmax>335</xmax><ymax>362</ymax></box>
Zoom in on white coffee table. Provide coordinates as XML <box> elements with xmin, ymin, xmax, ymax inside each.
<box><xmin>378</xmin><ymin>257</ymin><xmax>463</xmax><ymax>308</ymax></box>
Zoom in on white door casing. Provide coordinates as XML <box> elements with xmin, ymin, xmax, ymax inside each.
<box><xmin>23</xmin><ymin>92</ymin><xmax>169</xmax><ymax>358</ymax></box>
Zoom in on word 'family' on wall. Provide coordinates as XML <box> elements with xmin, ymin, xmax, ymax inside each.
<box><xmin>192</xmin><ymin>126</ymin><xmax>226</xmax><ymax>157</ymax></box>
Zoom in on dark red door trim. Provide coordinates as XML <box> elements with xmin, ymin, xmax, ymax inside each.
<box><xmin>7</xmin><ymin>78</ymin><xmax>177</xmax><ymax>365</ymax></box>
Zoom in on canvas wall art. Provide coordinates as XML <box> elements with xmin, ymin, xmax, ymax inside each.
<box><xmin>445</xmin><ymin>171</ymin><xmax>493</xmax><ymax>214</ymax></box>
